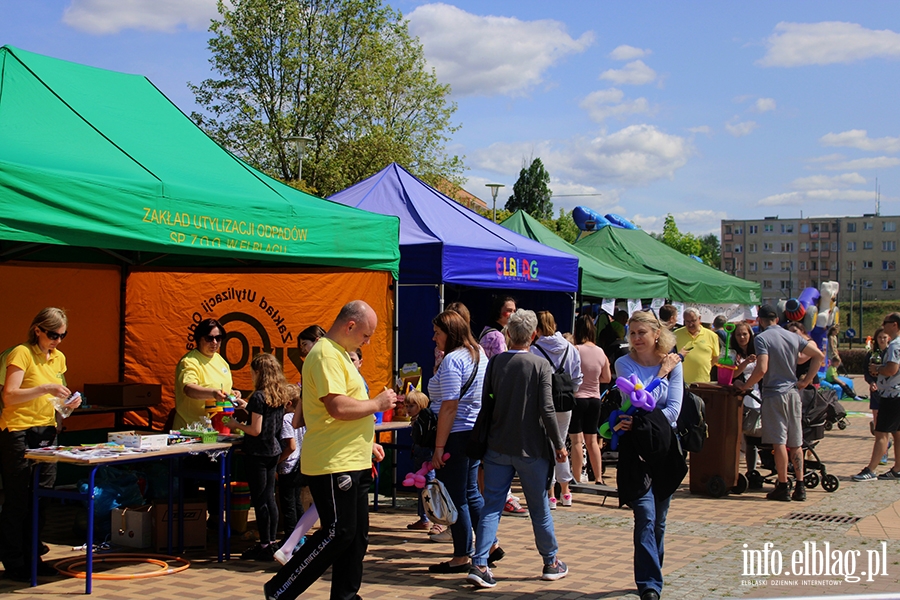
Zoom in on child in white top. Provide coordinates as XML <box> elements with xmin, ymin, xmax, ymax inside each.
<box><xmin>278</xmin><ymin>384</ymin><xmax>305</xmax><ymax>535</ymax></box>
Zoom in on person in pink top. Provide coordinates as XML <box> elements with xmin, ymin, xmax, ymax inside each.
<box><xmin>572</xmin><ymin>314</ymin><xmax>612</xmax><ymax>484</ymax></box>
<box><xmin>479</xmin><ymin>297</ymin><xmax>516</xmax><ymax>359</ymax></box>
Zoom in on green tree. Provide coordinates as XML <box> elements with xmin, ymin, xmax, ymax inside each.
<box><xmin>190</xmin><ymin>0</ymin><xmax>462</xmax><ymax>196</ymax></box>
<box><xmin>541</xmin><ymin>208</ymin><xmax>579</xmax><ymax>244</ymax></box>
<box><xmin>504</xmin><ymin>158</ymin><xmax>553</xmax><ymax>220</ymax></box>
<box><xmin>652</xmin><ymin>214</ymin><xmax>722</xmax><ymax>268</ymax></box>
<box><xmin>698</xmin><ymin>233</ymin><xmax>721</xmax><ymax>268</ymax></box>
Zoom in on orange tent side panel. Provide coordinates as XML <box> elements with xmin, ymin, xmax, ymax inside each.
<box><xmin>0</xmin><ymin>262</ymin><xmax>121</xmax><ymax>431</ymax></box>
<box><xmin>124</xmin><ymin>269</ymin><xmax>394</xmax><ymax>428</ymax></box>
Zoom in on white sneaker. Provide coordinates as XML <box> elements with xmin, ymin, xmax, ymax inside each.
<box><xmin>429</xmin><ymin>529</ymin><xmax>452</xmax><ymax>543</ymax></box>
<box><xmin>561</xmin><ymin>493</ymin><xmax>572</xmax><ymax>507</ymax></box>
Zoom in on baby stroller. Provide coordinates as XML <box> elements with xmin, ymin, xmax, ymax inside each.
<box><xmin>747</xmin><ymin>386</ymin><xmax>840</xmax><ymax>493</ymax></box>
<box><xmin>821</xmin><ymin>387</ymin><xmax>849</xmax><ymax>431</ymax></box>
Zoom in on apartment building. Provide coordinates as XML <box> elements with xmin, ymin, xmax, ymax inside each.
<box><xmin>721</xmin><ymin>214</ymin><xmax>899</xmax><ymax>304</ymax></box>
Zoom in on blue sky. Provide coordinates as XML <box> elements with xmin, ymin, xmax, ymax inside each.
<box><xmin>2</xmin><ymin>1</ymin><xmax>899</xmax><ymax>235</ymax></box>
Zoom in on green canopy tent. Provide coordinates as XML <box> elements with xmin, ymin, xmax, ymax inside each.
<box><xmin>0</xmin><ymin>45</ymin><xmax>399</xmax><ymax>273</ymax></box>
<box><xmin>0</xmin><ymin>46</ymin><xmax>400</xmax><ymax>427</ymax></box>
<box><xmin>500</xmin><ymin>210</ymin><xmax>669</xmax><ymax>300</ymax></box>
<box><xmin>574</xmin><ymin>225</ymin><xmax>760</xmax><ymax>306</ymax></box>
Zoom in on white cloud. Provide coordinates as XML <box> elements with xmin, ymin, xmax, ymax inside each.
<box><xmin>599</xmin><ymin>60</ymin><xmax>657</xmax><ymax>85</ymax></box>
<box><xmin>820</xmin><ymin>129</ymin><xmax>900</xmax><ymax>153</ymax></box>
<box><xmin>407</xmin><ymin>3</ymin><xmax>593</xmax><ymax>97</ymax></box>
<box><xmin>63</xmin><ymin>0</ymin><xmax>218</xmax><ymax>34</ymax></box>
<box><xmin>758</xmin><ymin>189</ymin><xmax>874</xmax><ymax>206</ymax></box>
<box><xmin>805</xmin><ymin>153</ymin><xmax>845</xmax><ymax>164</ymax></box>
<box><xmin>471</xmin><ymin>125</ymin><xmax>692</xmax><ymax>188</ymax></box>
<box><xmin>609</xmin><ymin>45</ymin><xmax>651</xmax><ymax>61</ymax></box>
<box><xmin>758</xmin><ymin>21</ymin><xmax>900</xmax><ymax>67</ymax></box>
<box><xmin>790</xmin><ymin>173</ymin><xmax>866</xmax><ymax>190</ymax></box>
<box><xmin>725</xmin><ymin>120</ymin><xmax>758</xmax><ymax>137</ymax></box>
<box><xmin>579</xmin><ymin>89</ymin><xmax>652</xmax><ymax>123</ymax></box>
<box><xmin>755</xmin><ymin>97</ymin><xmax>777</xmax><ymax>112</ymax></box>
<box><xmin>632</xmin><ymin>210</ymin><xmax>726</xmax><ymax>235</ymax></box>
<box><xmin>825</xmin><ymin>157</ymin><xmax>900</xmax><ymax>170</ymax></box>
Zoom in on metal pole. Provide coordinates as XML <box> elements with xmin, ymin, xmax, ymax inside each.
<box><xmin>297</xmin><ymin>144</ymin><xmax>303</xmax><ymax>182</ymax></box>
<box><xmin>859</xmin><ymin>277</ymin><xmax>864</xmax><ymax>339</ymax></box>
<box><xmin>848</xmin><ymin>262</ymin><xmax>854</xmax><ymax>343</ymax></box>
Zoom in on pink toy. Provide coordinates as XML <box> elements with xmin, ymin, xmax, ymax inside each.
<box><xmin>402</xmin><ymin>453</ymin><xmax>450</xmax><ymax>488</ymax></box>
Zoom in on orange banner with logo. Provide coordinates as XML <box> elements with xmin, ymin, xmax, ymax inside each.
<box><xmin>0</xmin><ymin>263</ymin><xmax>121</xmax><ymax>391</ymax></box>
<box><xmin>124</xmin><ymin>269</ymin><xmax>394</xmax><ymax>427</ymax></box>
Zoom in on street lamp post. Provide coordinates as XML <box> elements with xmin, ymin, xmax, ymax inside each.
<box><xmin>485</xmin><ymin>183</ymin><xmax>504</xmax><ymax>223</ymax></box>
<box><xmin>287</xmin><ymin>135</ymin><xmax>314</xmax><ymax>182</ymax></box>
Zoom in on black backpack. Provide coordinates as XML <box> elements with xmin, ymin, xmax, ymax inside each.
<box><xmin>676</xmin><ymin>387</ymin><xmax>707</xmax><ymax>453</ymax></box>
<box><xmin>534</xmin><ymin>344</ymin><xmax>576</xmax><ymax>412</ymax></box>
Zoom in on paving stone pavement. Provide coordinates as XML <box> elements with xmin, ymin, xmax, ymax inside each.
<box><xmin>3</xmin><ymin>395</ymin><xmax>900</xmax><ymax>599</ymax></box>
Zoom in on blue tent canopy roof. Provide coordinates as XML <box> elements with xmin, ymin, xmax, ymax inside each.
<box><xmin>329</xmin><ymin>163</ymin><xmax>579</xmax><ymax>292</ymax></box>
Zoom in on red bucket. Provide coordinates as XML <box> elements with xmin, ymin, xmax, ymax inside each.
<box><xmin>211</xmin><ymin>412</ymin><xmax>231</xmax><ymax>435</ymax></box>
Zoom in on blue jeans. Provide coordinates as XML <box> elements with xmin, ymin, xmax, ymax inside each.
<box><xmin>631</xmin><ymin>486</ymin><xmax>671</xmax><ymax>596</ymax></box>
<box><xmin>412</xmin><ymin>445</ymin><xmax>435</xmax><ymax>520</ymax></box>
<box><xmin>441</xmin><ymin>430</ymin><xmax>484</xmax><ymax>558</ymax></box>
<box><xmin>473</xmin><ymin>448</ymin><xmax>558</xmax><ymax>567</ymax></box>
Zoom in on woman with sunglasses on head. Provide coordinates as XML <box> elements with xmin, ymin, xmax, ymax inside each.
<box><xmin>1</xmin><ymin>307</ymin><xmax>81</xmax><ymax>581</ymax></box>
<box><xmin>614</xmin><ymin>311</ymin><xmax>685</xmax><ymax>600</ymax></box>
<box><xmin>174</xmin><ymin>318</ymin><xmax>241</xmax><ymax>429</ymax></box>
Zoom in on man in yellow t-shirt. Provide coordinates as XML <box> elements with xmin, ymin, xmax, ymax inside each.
<box><xmin>675</xmin><ymin>307</ymin><xmax>720</xmax><ymax>385</ymax></box>
<box><xmin>266</xmin><ymin>300</ymin><xmax>398</xmax><ymax>600</ymax></box>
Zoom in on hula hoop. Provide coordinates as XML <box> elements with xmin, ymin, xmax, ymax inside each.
<box><xmin>53</xmin><ymin>553</ymin><xmax>191</xmax><ymax>580</ymax></box>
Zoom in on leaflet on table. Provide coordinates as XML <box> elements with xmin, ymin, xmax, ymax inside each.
<box><xmin>28</xmin><ymin>442</ymin><xmax>154</xmax><ymax>459</ymax></box>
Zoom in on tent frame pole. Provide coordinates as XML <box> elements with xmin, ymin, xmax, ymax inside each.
<box><xmin>393</xmin><ymin>277</ymin><xmax>399</xmax><ymax>388</ymax></box>
<box><xmin>439</xmin><ymin>284</ymin><xmax>444</xmax><ymax>313</ymax></box>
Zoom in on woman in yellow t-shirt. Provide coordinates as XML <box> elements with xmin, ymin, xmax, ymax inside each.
<box><xmin>173</xmin><ymin>318</ymin><xmax>241</xmax><ymax>429</ymax></box>
<box><xmin>0</xmin><ymin>307</ymin><xmax>82</xmax><ymax>580</ymax></box>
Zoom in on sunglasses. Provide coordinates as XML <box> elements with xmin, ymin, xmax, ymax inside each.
<box><xmin>39</xmin><ymin>326</ymin><xmax>67</xmax><ymax>341</ymax></box>
<box><xmin>204</xmin><ymin>335</ymin><xmax>223</xmax><ymax>343</ymax></box>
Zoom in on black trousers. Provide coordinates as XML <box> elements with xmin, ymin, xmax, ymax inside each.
<box><xmin>278</xmin><ymin>467</ymin><xmax>305</xmax><ymax>535</ymax></box>
<box><xmin>246</xmin><ymin>454</ymin><xmax>279</xmax><ymax>545</ymax></box>
<box><xmin>0</xmin><ymin>426</ymin><xmax>57</xmax><ymax>571</ymax></box>
<box><xmin>265</xmin><ymin>469</ymin><xmax>371</xmax><ymax>600</ymax></box>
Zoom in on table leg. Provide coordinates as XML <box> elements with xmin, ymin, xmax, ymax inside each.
<box><xmin>167</xmin><ymin>457</ymin><xmax>175</xmax><ymax>556</ymax></box>
<box><xmin>218</xmin><ymin>453</ymin><xmax>225</xmax><ymax>562</ymax></box>
<box><xmin>30</xmin><ymin>464</ymin><xmax>39</xmax><ymax>587</ymax></box>
<box><xmin>224</xmin><ymin>449</ymin><xmax>232</xmax><ymax>560</ymax></box>
<box><xmin>373</xmin><ymin>460</ymin><xmax>380</xmax><ymax>512</ymax></box>
<box><xmin>85</xmin><ymin>466</ymin><xmax>97</xmax><ymax>594</ymax></box>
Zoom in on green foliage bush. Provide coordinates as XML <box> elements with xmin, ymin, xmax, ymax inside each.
<box><xmin>838</xmin><ymin>349</ymin><xmax>868</xmax><ymax>374</ymax></box>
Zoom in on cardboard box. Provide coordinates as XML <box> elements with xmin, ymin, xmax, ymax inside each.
<box><xmin>83</xmin><ymin>383</ymin><xmax>162</xmax><ymax>407</ymax></box>
<box><xmin>108</xmin><ymin>431</ymin><xmax>169</xmax><ymax>451</ymax></box>
<box><xmin>151</xmin><ymin>501</ymin><xmax>207</xmax><ymax>551</ymax></box>
<box><xmin>111</xmin><ymin>505</ymin><xmax>152</xmax><ymax>548</ymax></box>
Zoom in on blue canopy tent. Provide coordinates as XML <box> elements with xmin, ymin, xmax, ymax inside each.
<box><xmin>330</xmin><ymin>163</ymin><xmax>580</xmax><ymax>382</ymax></box>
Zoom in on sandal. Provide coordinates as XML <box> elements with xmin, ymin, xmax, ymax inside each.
<box><xmin>429</xmin><ymin>560</ymin><xmax>470</xmax><ymax>573</ymax></box>
<box><xmin>407</xmin><ymin>518</ymin><xmax>431</xmax><ymax>531</ymax></box>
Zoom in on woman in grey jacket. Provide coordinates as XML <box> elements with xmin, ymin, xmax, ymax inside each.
<box><xmin>531</xmin><ymin>311</ymin><xmax>582</xmax><ymax>507</ymax></box>
<box><xmin>466</xmin><ymin>309</ymin><xmax>569</xmax><ymax>589</ymax></box>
